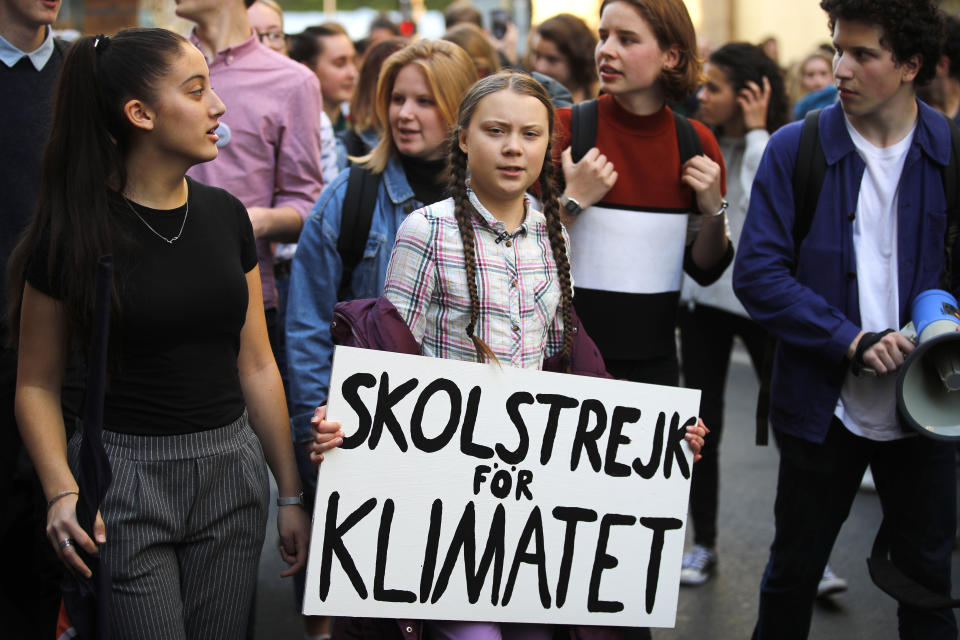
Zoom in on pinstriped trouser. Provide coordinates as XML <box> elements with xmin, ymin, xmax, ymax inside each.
<box><xmin>67</xmin><ymin>411</ymin><xmax>269</xmax><ymax>640</ymax></box>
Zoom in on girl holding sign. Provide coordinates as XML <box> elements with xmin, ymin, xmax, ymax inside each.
<box><xmin>310</xmin><ymin>71</ymin><xmax>707</xmax><ymax>639</ymax></box>
<box><xmin>8</xmin><ymin>28</ymin><xmax>309</xmax><ymax>638</ymax></box>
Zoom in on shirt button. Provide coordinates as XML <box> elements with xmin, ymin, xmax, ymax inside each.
<box><xmin>847</xmin><ymin>272</ymin><xmax>856</xmax><ymax>281</ymax></box>
<box><xmin>848</xmin><ymin>212</ymin><xmax>855</xmax><ymax>221</ymax></box>
<box><xmin>512</xmin><ymin>324</ymin><xmax>520</xmax><ymax>332</ymax></box>
<box><xmin>505</xmin><ymin>240</ymin><xmax>513</xmax><ymax>247</ymax></box>
<box><xmin>406</xmin><ymin>627</ymin><xmax>413</xmax><ymax>633</ymax></box>
<box><xmin>226</xmin><ymin>54</ymin><xmax>234</xmax><ymax>64</ymax></box>
<box><xmin>510</xmin><ymin>280</ymin><xmax>517</xmax><ymax>289</ymax></box>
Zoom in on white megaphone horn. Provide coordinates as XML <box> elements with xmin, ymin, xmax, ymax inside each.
<box><xmin>897</xmin><ymin>289</ymin><xmax>960</xmax><ymax>440</ymax></box>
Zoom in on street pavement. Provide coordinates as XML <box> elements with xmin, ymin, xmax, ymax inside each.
<box><xmin>254</xmin><ymin>341</ymin><xmax>960</xmax><ymax>639</ymax></box>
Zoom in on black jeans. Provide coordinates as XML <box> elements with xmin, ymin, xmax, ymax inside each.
<box><xmin>678</xmin><ymin>304</ymin><xmax>766</xmax><ymax>548</ymax></box>
<box><xmin>753</xmin><ymin>420</ymin><xmax>957</xmax><ymax>640</ymax></box>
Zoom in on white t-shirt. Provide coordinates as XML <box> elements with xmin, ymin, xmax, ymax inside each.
<box><xmin>834</xmin><ymin>116</ymin><xmax>916</xmax><ymax>441</ymax></box>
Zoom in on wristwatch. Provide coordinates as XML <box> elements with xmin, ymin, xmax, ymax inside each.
<box><xmin>277</xmin><ymin>491</ymin><xmax>304</xmax><ymax>507</ymax></box>
<box><xmin>560</xmin><ymin>194</ymin><xmax>583</xmax><ymax>217</ymax></box>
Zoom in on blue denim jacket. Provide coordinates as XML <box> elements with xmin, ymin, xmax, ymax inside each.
<box><xmin>286</xmin><ymin>154</ymin><xmax>422</xmax><ymax>442</ymax></box>
<box><xmin>733</xmin><ymin>100</ymin><xmax>958</xmax><ymax>443</ymax></box>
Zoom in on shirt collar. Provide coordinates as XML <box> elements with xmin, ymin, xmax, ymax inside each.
<box><xmin>467</xmin><ymin>187</ymin><xmax>531</xmax><ymax>236</ymax></box>
<box><xmin>820</xmin><ymin>99</ymin><xmax>951</xmax><ymax>167</ymax></box>
<box><xmin>189</xmin><ymin>29</ymin><xmax>259</xmax><ymax>66</ymax></box>
<box><xmin>0</xmin><ymin>27</ymin><xmax>54</xmax><ymax>70</ymax></box>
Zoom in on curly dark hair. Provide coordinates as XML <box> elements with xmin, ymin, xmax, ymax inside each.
<box><xmin>819</xmin><ymin>0</ymin><xmax>944</xmax><ymax>86</ymax></box>
<box><xmin>709</xmin><ymin>42</ymin><xmax>789</xmax><ymax>134</ymax></box>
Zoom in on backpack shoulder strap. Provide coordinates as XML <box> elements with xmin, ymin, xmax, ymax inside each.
<box><xmin>756</xmin><ymin>108</ymin><xmax>826</xmax><ymax>446</ymax></box>
<box><xmin>672</xmin><ymin>111</ymin><xmax>703</xmax><ymax>163</ymax></box>
<box><xmin>338</xmin><ymin>128</ymin><xmax>371</xmax><ymax>163</ymax></box>
<box><xmin>792</xmin><ymin>108</ymin><xmax>827</xmax><ymax>256</ymax></box>
<box><xmin>570</xmin><ymin>99</ymin><xmax>598</xmax><ymax>163</ymax></box>
<box><xmin>336</xmin><ymin>166</ymin><xmax>381</xmax><ymax>301</ymax></box>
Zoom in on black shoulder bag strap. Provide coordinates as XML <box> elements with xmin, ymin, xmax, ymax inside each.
<box><xmin>570</xmin><ymin>99</ymin><xmax>599</xmax><ymax>163</ymax></box>
<box><xmin>755</xmin><ymin>108</ymin><xmax>826</xmax><ymax>445</ymax></box>
<box><xmin>866</xmin><ymin>114</ymin><xmax>960</xmax><ymax>610</ymax></box>
<box><xmin>336</xmin><ymin>166</ymin><xmax>381</xmax><ymax>301</ymax></box>
<box><xmin>672</xmin><ymin>110</ymin><xmax>704</xmax><ymax>162</ymax></box>
<box><xmin>941</xmin><ymin>115</ymin><xmax>960</xmax><ymax>292</ymax></box>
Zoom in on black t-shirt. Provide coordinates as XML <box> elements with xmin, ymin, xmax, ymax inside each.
<box><xmin>27</xmin><ymin>178</ymin><xmax>259</xmax><ymax>435</ymax></box>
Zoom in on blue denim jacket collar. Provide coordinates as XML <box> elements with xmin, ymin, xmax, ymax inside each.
<box><xmin>382</xmin><ymin>153</ymin><xmax>418</xmax><ymax>207</ymax></box>
<box><xmin>819</xmin><ymin>99</ymin><xmax>951</xmax><ymax>167</ymax></box>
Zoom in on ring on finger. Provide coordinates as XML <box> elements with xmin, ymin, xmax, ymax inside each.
<box><xmin>59</xmin><ymin>538</ymin><xmax>74</xmax><ymax>550</ymax></box>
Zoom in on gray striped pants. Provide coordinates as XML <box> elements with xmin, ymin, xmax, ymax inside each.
<box><xmin>68</xmin><ymin>412</ymin><xmax>269</xmax><ymax>639</ymax></box>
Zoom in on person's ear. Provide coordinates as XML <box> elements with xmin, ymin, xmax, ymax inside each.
<box><xmin>458</xmin><ymin>126</ymin><xmax>469</xmax><ymax>155</ymax></box>
<box><xmin>124</xmin><ymin>99</ymin><xmax>155</xmax><ymax>132</ymax></box>
<box><xmin>662</xmin><ymin>44</ymin><xmax>681</xmax><ymax>71</ymax></box>
<box><xmin>901</xmin><ymin>53</ymin><xmax>922</xmax><ymax>84</ymax></box>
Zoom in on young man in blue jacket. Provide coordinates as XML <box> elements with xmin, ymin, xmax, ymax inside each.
<box><xmin>734</xmin><ymin>0</ymin><xmax>959</xmax><ymax>638</ymax></box>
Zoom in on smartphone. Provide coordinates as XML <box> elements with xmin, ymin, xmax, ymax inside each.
<box><xmin>490</xmin><ymin>9</ymin><xmax>509</xmax><ymax>40</ymax></box>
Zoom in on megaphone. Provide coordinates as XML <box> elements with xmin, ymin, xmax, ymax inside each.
<box><xmin>897</xmin><ymin>289</ymin><xmax>960</xmax><ymax>440</ymax></box>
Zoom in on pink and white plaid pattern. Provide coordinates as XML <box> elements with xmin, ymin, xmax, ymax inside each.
<box><xmin>384</xmin><ymin>190</ymin><xmax>568</xmax><ymax>369</ymax></box>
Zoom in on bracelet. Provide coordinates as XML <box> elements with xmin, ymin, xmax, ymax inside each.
<box><xmin>706</xmin><ymin>199</ymin><xmax>729</xmax><ymax>217</ymax></box>
<box><xmin>277</xmin><ymin>491</ymin><xmax>304</xmax><ymax>507</ymax></box>
<box><xmin>46</xmin><ymin>490</ymin><xmax>79</xmax><ymax>511</ymax></box>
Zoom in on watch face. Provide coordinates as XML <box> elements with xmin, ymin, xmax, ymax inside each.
<box><xmin>564</xmin><ymin>199</ymin><xmax>581</xmax><ymax>216</ymax></box>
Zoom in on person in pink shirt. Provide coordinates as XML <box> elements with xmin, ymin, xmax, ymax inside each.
<box><xmin>175</xmin><ymin>0</ymin><xmax>324</xmax><ymax>355</ymax></box>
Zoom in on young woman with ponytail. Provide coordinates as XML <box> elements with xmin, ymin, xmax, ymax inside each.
<box><xmin>307</xmin><ymin>71</ymin><xmax>706</xmax><ymax>640</ymax></box>
<box><xmin>7</xmin><ymin>28</ymin><xmax>311</xmax><ymax>638</ymax></box>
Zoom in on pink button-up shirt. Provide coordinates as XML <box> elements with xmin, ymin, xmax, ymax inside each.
<box><xmin>188</xmin><ymin>33</ymin><xmax>323</xmax><ymax>309</ymax></box>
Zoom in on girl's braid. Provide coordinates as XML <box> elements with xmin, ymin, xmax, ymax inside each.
<box><xmin>448</xmin><ymin>139</ymin><xmax>499</xmax><ymax>364</ymax></box>
<box><xmin>538</xmin><ymin>145</ymin><xmax>574</xmax><ymax>371</ymax></box>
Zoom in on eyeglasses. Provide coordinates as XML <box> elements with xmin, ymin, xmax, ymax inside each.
<box><xmin>257</xmin><ymin>30</ymin><xmax>285</xmax><ymax>45</ymax></box>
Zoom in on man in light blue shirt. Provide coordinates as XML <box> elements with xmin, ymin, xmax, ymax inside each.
<box><xmin>1</xmin><ymin>3</ymin><xmax>68</xmax><ymax>637</ymax></box>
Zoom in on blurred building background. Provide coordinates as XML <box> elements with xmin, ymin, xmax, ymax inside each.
<box><xmin>52</xmin><ymin>1</ymin><xmax>960</xmax><ymax>80</ymax></box>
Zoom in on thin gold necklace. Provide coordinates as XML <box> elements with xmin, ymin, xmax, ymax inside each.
<box><xmin>122</xmin><ymin>193</ymin><xmax>189</xmax><ymax>245</ymax></box>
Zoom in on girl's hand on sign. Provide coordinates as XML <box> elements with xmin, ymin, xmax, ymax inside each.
<box><xmin>308</xmin><ymin>405</ymin><xmax>344</xmax><ymax>468</ymax></box>
<box><xmin>685</xmin><ymin>418</ymin><xmax>709</xmax><ymax>462</ymax></box>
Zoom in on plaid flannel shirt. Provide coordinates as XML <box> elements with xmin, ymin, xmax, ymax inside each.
<box><xmin>384</xmin><ymin>190</ymin><xmax>569</xmax><ymax>369</ymax></box>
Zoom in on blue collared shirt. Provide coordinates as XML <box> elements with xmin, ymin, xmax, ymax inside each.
<box><xmin>0</xmin><ymin>28</ymin><xmax>54</xmax><ymax>70</ymax></box>
<box><xmin>733</xmin><ymin>100</ymin><xmax>957</xmax><ymax>443</ymax></box>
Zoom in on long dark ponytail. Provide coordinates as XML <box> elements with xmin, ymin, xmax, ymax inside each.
<box><xmin>448</xmin><ymin>72</ymin><xmax>575</xmax><ymax>369</ymax></box>
<box><xmin>6</xmin><ymin>28</ymin><xmax>188</xmax><ymax>350</ymax></box>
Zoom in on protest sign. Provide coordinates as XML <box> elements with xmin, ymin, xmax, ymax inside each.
<box><xmin>303</xmin><ymin>346</ymin><xmax>701</xmax><ymax>627</ymax></box>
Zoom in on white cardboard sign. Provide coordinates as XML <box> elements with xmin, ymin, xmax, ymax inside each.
<box><xmin>303</xmin><ymin>346</ymin><xmax>701</xmax><ymax>628</ymax></box>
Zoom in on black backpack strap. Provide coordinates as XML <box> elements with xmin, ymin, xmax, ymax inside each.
<box><xmin>672</xmin><ymin>111</ymin><xmax>703</xmax><ymax>163</ymax></box>
<box><xmin>336</xmin><ymin>167</ymin><xmax>381</xmax><ymax>301</ymax></box>
<box><xmin>792</xmin><ymin>109</ymin><xmax>827</xmax><ymax>256</ymax></box>
<box><xmin>941</xmin><ymin>115</ymin><xmax>960</xmax><ymax>292</ymax></box>
<box><xmin>337</xmin><ymin>128</ymin><xmax>371</xmax><ymax>162</ymax></box>
<box><xmin>755</xmin><ymin>109</ymin><xmax>827</xmax><ymax>446</ymax></box>
<box><xmin>868</xmin><ymin>518</ymin><xmax>960</xmax><ymax>609</ymax></box>
<box><xmin>570</xmin><ymin>99</ymin><xmax>598</xmax><ymax>163</ymax></box>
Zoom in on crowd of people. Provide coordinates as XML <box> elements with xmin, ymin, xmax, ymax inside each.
<box><xmin>1</xmin><ymin>0</ymin><xmax>959</xmax><ymax>639</ymax></box>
